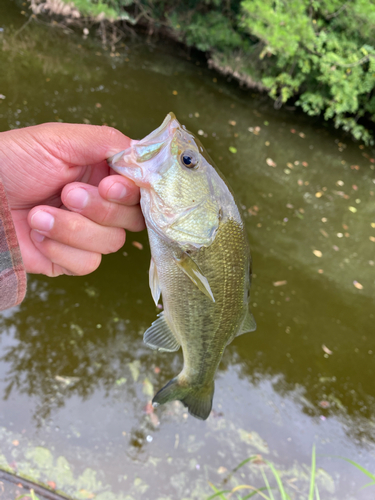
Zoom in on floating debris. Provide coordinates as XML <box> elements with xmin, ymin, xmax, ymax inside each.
<box><xmin>132</xmin><ymin>241</ymin><xmax>143</xmax><ymax>250</ymax></box>
<box><xmin>319</xmin><ymin>400</ymin><xmax>330</xmax><ymax>409</ymax></box>
<box><xmin>313</xmin><ymin>250</ymin><xmax>323</xmax><ymax>258</ymax></box>
<box><xmin>197</xmin><ymin>129</ymin><xmax>204</xmax><ymax>136</ymax></box>
<box><xmin>322</xmin><ymin>345</ymin><xmax>333</xmax><ymax>355</ymax></box>
<box><xmin>315</xmin><ymin>192</ymin><xmax>323</xmax><ymax>198</ymax></box>
<box><xmin>348</xmin><ymin>206</ymin><xmax>357</xmax><ymax>213</ymax></box>
<box><xmin>229</xmin><ymin>146</ymin><xmax>237</xmax><ymax>154</ymax></box>
<box><xmin>266</xmin><ymin>158</ymin><xmax>277</xmax><ymax>167</ymax></box>
<box><xmin>228</xmin><ymin>120</ymin><xmax>236</xmax><ymax>126</ymax></box>
<box><xmin>273</xmin><ymin>280</ymin><xmax>287</xmax><ymax>287</ymax></box>
<box><xmin>353</xmin><ymin>281</ymin><xmax>363</xmax><ymax>290</ymax></box>
<box><xmin>172</xmin><ymin>90</ymin><xmax>178</xmax><ymax>95</ymax></box>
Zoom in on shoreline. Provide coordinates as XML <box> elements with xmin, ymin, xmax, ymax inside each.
<box><xmin>27</xmin><ymin>0</ymin><xmax>268</xmax><ymax>92</ymax></box>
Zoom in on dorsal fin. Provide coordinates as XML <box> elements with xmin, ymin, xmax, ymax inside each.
<box><xmin>143</xmin><ymin>312</ymin><xmax>180</xmax><ymax>352</ymax></box>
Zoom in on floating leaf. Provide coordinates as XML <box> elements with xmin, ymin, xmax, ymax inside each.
<box><xmin>319</xmin><ymin>400</ymin><xmax>330</xmax><ymax>408</ymax></box>
<box><xmin>228</xmin><ymin>120</ymin><xmax>236</xmax><ymax>126</ymax></box>
<box><xmin>229</xmin><ymin>146</ymin><xmax>237</xmax><ymax>154</ymax></box>
<box><xmin>315</xmin><ymin>192</ymin><xmax>323</xmax><ymax>198</ymax></box>
<box><xmin>313</xmin><ymin>250</ymin><xmax>322</xmax><ymax>258</ymax></box>
<box><xmin>266</xmin><ymin>158</ymin><xmax>277</xmax><ymax>167</ymax></box>
<box><xmin>353</xmin><ymin>281</ymin><xmax>363</xmax><ymax>290</ymax></box>
<box><xmin>273</xmin><ymin>280</ymin><xmax>287</xmax><ymax>287</ymax></box>
<box><xmin>132</xmin><ymin>241</ymin><xmax>143</xmax><ymax>250</ymax></box>
<box><xmin>322</xmin><ymin>344</ymin><xmax>333</xmax><ymax>355</ymax></box>
<box><xmin>348</xmin><ymin>206</ymin><xmax>357</xmax><ymax>213</ymax></box>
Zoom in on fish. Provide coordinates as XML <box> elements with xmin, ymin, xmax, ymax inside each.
<box><xmin>108</xmin><ymin>112</ymin><xmax>256</xmax><ymax>420</ymax></box>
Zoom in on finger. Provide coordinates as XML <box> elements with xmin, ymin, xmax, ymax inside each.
<box><xmin>29</xmin><ymin>123</ymin><xmax>131</xmax><ymax>166</ymax></box>
<box><xmin>61</xmin><ymin>182</ymin><xmax>145</xmax><ymax>232</ymax></box>
<box><xmin>98</xmin><ymin>174</ymin><xmax>140</xmax><ymax>206</ymax></box>
<box><xmin>28</xmin><ymin>206</ymin><xmax>126</xmax><ymax>254</ymax></box>
<box><xmin>30</xmin><ymin>230</ymin><xmax>102</xmax><ymax>276</ymax></box>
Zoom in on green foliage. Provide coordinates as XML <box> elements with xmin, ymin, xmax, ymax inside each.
<box><xmin>59</xmin><ymin>0</ymin><xmax>375</xmax><ymax>143</ymax></box>
<box><xmin>62</xmin><ymin>0</ymin><xmax>119</xmax><ymax>19</ymax></box>
<box><xmin>241</xmin><ymin>0</ymin><xmax>375</xmax><ymax>144</ymax></box>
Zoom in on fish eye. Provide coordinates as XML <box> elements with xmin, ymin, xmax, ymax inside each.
<box><xmin>180</xmin><ymin>149</ymin><xmax>199</xmax><ymax>169</ymax></box>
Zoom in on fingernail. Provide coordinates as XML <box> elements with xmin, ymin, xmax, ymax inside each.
<box><xmin>31</xmin><ymin>230</ymin><xmax>45</xmax><ymax>243</ymax></box>
<box><xmin>65</xmin><ymin>187</ymin><xmax>89</xmax><ymax>210</ymax></box>
<box><xmin>107</xmin><ymin>182</ymin><xmax>127</xmax><ymax>201</ymax></box>
<box><xmin>31</xmin><ymin>210</ymin><xmax>54</xmax><ymax>231</ymax></box>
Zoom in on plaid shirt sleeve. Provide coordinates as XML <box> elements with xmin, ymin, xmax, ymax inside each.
<box><xmin>0</xmin><ymin>178</ymin><xmax>27</xmax><ymax>311</ymax></box>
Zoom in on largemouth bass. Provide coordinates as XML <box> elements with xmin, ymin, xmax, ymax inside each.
<box><xmin>108</xmin><ymin>113</ymin><xmax>256</xmax><ymax>420</ymax></box>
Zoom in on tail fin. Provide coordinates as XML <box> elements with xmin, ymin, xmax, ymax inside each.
<box><xmin>152</xmin><ymin>377</ymin><xmax>214</xmax><ymax>420</ymax></box>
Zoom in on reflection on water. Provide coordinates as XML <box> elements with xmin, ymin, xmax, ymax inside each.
<box><xmin>1</xmin><ymin>1</ymin><xmax>375</xmax><ymax>498</ymax></box>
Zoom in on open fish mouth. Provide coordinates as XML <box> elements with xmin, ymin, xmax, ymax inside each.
<box><xmin>108</xmin><ymin>112</ymin><xmax>180</xmax><ymax>185</ymax></box>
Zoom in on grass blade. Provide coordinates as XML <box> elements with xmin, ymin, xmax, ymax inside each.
<box><xmin>265</xmin><ymin>461</ymin><xmax>290</xmax><ymax>500</ymax></box>
<box><xmin>315</xmin><ymin>484</ymin><xmax>320</xmax><ymax>500</ymax></box>
<box><xmin>241</xmin><ymin>486</ymin><xmax>271</xmax><ymax>499</ymax></box>
<box><xmin>309</xmin><ymin>445</ymin><xmax>316</xmax><ymax>500</ymax></box>
<box><xmin>231</xmin><ymin>484</ymin><xmax>271</xmax><ymax>500</ymax></box>
<box><xmin>232</xmin><ymin>456</ymin><xmax>258</xmax><ymax>474</ymax></box>
<box><xmin>207</xmin><ymin>482</ymin><xmax>230</xmax><ymax>500</ymax></box>
<box><xmin>339</xmin><ymin>458</ymin><xmax>375</xmax><ymax>485</ymax></box>
<box><xmin>260</xmin><ymin>467</ymin><xmax>275</xmax><ymax>500</ymax></box>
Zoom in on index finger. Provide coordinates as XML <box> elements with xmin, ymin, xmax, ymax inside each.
<box><xmin>28</xmin><ymin>122</ymin><xmax>131</xmax><ymax>166</ymax></box>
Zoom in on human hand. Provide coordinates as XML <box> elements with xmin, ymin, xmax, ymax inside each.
<box><xmin>0</xmin><ymin>123</ymin><xmax>145</xmax><ymax>276</ymax></box>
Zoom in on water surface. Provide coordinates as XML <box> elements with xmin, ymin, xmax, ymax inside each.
<box><xmin>1</xmin><ymin>2</ymin><xmax>375</xmax><ymax>498</ymax></box>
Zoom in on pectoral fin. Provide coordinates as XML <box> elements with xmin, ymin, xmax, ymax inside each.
<box><xmin>149</xmin><ymin>257</ymin><xmax>161</xmax><ymax>306</ymax></box>
<box><xmin>144</xmin><ymin>312</ymin><xmax>180</xmax><ymax>352</ymax></box>
<box><xmin>174</xmin><ymin>252</ymin><xmax>215</xmax><ymax>303</ymax></box>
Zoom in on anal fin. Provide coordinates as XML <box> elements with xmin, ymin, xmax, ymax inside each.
<box><xmin>144</xmin><ymin>312</ymin><xmax>180</xmax><ymax>352</ymax></box>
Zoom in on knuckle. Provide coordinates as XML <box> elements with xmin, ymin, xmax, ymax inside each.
<box><xmin>103</xmin><ymin>229</ymin><xmax>126</xmax><ymax>254</ymax></box>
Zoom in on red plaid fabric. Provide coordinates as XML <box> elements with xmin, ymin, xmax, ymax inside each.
<box><xmin>0</xmin><ymin>179</ymin><xmax>26</xmax><ymax>311</ymax></box>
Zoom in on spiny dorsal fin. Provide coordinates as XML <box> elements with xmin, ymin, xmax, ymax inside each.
<box><xmin>173</xmin><ymin>252</ymin><xmax>215</xmax><ymax>303</ymax></box>
<box><xmin>149</xmin><ymin>257</ymin><xmax>161</xmax><ymax>306</ymax></box>
<box><xmin>143</xmin><ymin>312</ymin><xmax>180</xmax><ymax>352</ymax></box>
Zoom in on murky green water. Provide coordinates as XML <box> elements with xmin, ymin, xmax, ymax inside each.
<box><xmin>1</xmin><ymin>1</ymin><xmax>375</xmax><ymax>499</ymax></box>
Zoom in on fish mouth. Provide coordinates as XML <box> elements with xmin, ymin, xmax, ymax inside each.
<box><xmin>107</xmin><ymin>112</ymin><xmax>181</xmax><ymax>186</ymax></box>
